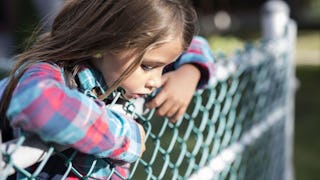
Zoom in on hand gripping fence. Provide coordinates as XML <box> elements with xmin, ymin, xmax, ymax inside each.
<box><xmin>1</xmin><ymin>1</ymin><xmax>297</xmax><ymax>179</ymax></box>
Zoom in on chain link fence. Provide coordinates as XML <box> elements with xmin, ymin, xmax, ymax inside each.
<box><xmin>1</xmin><ymin>1</ymin><xmax>296</xmax><ymax>179</ymax></box>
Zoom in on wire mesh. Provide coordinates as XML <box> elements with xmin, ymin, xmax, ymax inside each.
<box><xmin>0</xmin><ymin>25</ymin><xmax>295</xmax><ymax>180</ymax></box>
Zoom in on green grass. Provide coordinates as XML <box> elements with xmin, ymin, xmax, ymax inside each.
<box><xmin>207</xmin><ymin>35</ymin><xmax>245</xmax><ymax>56</ymax></box>
<box><xmin>296</xmin><ymin>31</ymin><xmax>320</xmax><ymax>51</ymax></box>
<box><xmin>295</xmin><ymin>30</ymin><xmax>320</xmax><ymax>65</ymax></box>
<box><xmin>294</xmin><ymin>66</ymin><xmax>320</xmax><ymax>180</ymax></box>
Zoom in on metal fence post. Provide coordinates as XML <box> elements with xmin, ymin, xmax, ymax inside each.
<box><xmin>261</xmin><ymin>0</ymin><xmax>290</xmax><ymax>40</ymax></box>
<box><xmin>261</xmin><ymin>1</ymin><xmax>296</xmax><ymax>180</ymax></box>
<box><xmin>284</xmin><ymin>19</ymin><xmax>297</xmax><ymax>180</ymax></box>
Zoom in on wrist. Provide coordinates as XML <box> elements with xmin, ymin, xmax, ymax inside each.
<box><xmin>179</xmin><ymin>64</ymin><xmax>201</xmax><ymax>82</ymax></box>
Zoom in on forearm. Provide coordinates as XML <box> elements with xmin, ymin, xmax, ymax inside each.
<box><xmin>6</xmin><ymin>63</ymin><xmax>142</xmax><ymax>163</ymax></box>
<box><xmin>169</xmin><ymin>36</ymin><xmax>215</xmax><ymax>89</ymax></box>
<box><xmin>176</xmin><ymin>64</ymin><xmax>201</xmax><ymax>86</ymax></box>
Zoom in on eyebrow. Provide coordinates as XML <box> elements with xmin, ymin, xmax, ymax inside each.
<box><xmin>143</xmin><ymin>55</ymin><xmax>180</xmax><ymax>66</ymax></box>
<box><xmin>142</xmin><ymin>59</ymin><xmax>171</xmax><ymax>66</ymax></box>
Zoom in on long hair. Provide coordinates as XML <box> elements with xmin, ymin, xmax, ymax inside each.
<box><xmin>0</xmin><ymin>0</ymin><xmax>197</xmax><ymax>136</ymax></box>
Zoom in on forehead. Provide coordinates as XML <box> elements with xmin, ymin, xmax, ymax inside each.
<box><xmin>143</xmin><ymin>38</ymin><xmax>183</xmax><ymax>64</ymax></box>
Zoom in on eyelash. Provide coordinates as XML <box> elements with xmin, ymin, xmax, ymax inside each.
<box><xmin>141</xmin><ymin>64</ymin><xmax>154</xmax><ymax>71</ymax></box>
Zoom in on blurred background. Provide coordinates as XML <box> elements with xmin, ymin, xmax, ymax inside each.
<box><xmin>0</xmin><ymin>0</ymin><xmax>319</xmax><ymax>179</ymax></box>
<box><xmin>191</xmin><ymin>1</ymin><xmax>320</xmax><ymax>179</ymax></box>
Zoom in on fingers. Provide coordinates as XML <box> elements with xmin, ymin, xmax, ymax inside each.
<box><xmin>145</xmin><ymin>88</ymin><xmax>168</xmax><ymax>109</ymax></box>
<box><xmin>145</xmin><ymin>87</ymin><xmax>189</xmax><ymax>122</ymax></box>
<box><xmin>158</xmin><ymin>103</ymin><xmax>186</xmax><ymax>123</ymax></box>
<box><xmin>149</xmin><ymin>97</ymin><xmax>187</xmax><ymax>123</ymax></box>
<box><xmin>165</xmin><ymin>103</ymin><xmax>179</xmax><ymax>118</ymax></box>
<box><xmin>170</xmin><ymin>106</ymin><xmax>187</xmax><ymax>123</ymax></box>
<box><xmin>161</xmin><ymin>73</ymin><xmax>169</xmax><ymax>86</ymax></box>
<box><xmin>146</xmin><ymin>74</ymin><xmax>169</xmax><ymax>109</ymax></box>
<box><xmin>145</xmin><ymin>71</ymin><xmax>193</xmax><ymax>123</ymax></box>
<box><xmin>154</xmin><ymin>98</ymin><xmax>174</xmax><ymax>116</ymax></box>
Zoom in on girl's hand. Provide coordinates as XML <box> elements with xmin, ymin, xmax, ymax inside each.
<box><xmin>137</xmin><ymin>123</ymin><xmax>146</xmax><ymax>157</ymax></box>
<box><xmin>145</xmin><ymin>64</ymin><xmax>200</xmax><ymax>122</ymax></box>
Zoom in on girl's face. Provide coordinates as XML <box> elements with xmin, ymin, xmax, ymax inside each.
<box><xmin>93</xmin><ymin>39</ymin><xmax>183</xmax><ymax>100</ymax></box>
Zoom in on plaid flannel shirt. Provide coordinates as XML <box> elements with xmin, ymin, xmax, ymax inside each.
<box><xmin>0</xmin><ymin>36</ymin><xmax>215</xmax><ymax>179</ymax></box>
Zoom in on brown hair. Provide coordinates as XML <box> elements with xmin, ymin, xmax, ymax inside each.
<box><xmin>0</xmin><ymin>0</ymin><xmax>197</xmax><ymax>133</ymax></box>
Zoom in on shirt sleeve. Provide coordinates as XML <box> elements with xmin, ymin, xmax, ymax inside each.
<box><xmin>165</xmin><ymin>36</ymin><xmax>216</xmax><ymax>89</ymax></box>
<box><xmin>6</xmin><ymin>62</ymin><xmax>142</xmax><ymax>163</ymax></box>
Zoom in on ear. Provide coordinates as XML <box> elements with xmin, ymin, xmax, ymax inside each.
<box><xmin>93</xmin><ymin>53</ymin><xmax>102</xmax><ymax>59</ymax></box>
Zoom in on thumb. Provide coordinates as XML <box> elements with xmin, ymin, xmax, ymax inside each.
<box><xmin>161</xmin><ymin>73</ymin><xmax>170</xmax><ymax>86</ymax></box>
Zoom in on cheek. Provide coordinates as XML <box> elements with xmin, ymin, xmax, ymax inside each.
<box><xmin>102</xmin><ymin>71</ymin><xmax>119</xmax><ymax>85</ymax></box>
<box><xmin>120</xmin><ymin>70</ymin><xmax>144</xmax><ymax>90</ymax></box>
<box><xmin>99</xmin><ymin>55</ymin><xmax>133</xmax><ymax>85</ymax></box>
<box><xmin>120</xmin><ymin>77</ymin><xmax>139</xmax><ymax>92</ymax></box>
<box><xmin>120</xmin><ymin>72</ymin><xmax>142</xmax><ymax>90</ymax></box>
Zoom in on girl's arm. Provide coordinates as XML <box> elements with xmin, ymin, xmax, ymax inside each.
<box><xmin>165</xmin><ymin>36</ymin><xmax>215</xmax><ymax>89</ymax></box>
<box><xmin>6</xmin><ymin>62</ymin><xmax>144</xmax><ymax>163</ymax></box>
<box><xmin>145</xmin><ymin>36</ymin><xmax>215</xmax><ymax>122</ymax></box>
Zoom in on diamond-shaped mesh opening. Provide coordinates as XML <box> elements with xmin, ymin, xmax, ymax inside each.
<box><xmin>1</xmin><ymin>26</ymin><xmax>295</xmax><ymax>180</ymax></box>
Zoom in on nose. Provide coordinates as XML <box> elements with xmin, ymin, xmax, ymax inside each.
<box><xmin>146</xmin><ymin>72</ymin><xmax>162</xmax><ymax>91</ymax></box>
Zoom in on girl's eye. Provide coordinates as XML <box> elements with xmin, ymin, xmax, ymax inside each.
<box><xmin>141</xmin><ymin>64</ymin><xmax>154</xmax><ymax>71</ymax></box>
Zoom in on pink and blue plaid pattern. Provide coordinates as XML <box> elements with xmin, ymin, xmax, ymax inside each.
<box><xmin>0</xmin><ymin>36</ymin><xmax>215</xmax><ymax>179</ymax></box>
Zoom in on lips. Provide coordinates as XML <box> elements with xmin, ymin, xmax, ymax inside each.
<box><xmin>125</xmin><ymin>93</ymin><xmax>146</xmax><ymax>100</ymax></box>
<box><xmin>130</xmin><ymin>94</ymin><xmax>142</xmax><ymax>99</ymax></box>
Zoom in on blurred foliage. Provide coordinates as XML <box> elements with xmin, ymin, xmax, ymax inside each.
<box><xmin>207</xmin><ymin>35</ymin><xmax>245</xmax><ymax>56</ymax></box>
<box><xmin>306</xmin><ymin>0</ymin><xmax>320</xmax><ymax>19</ymax></box>
<box><xmin>13</xmin><ymin>0</ymin><xmax>39</xmax><ymax>54</ymax></box>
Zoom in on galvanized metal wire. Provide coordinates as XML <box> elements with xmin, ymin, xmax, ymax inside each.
<box><xmin>0</xmin><ymin>21</ymin><xmax>296</xmax><ymax>180</ymax></box>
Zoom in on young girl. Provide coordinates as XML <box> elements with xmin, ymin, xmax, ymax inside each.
<box><xmin>0</xmin><ymin>0</ymin><xmax>215</xmax><ymax>179</ymax></box>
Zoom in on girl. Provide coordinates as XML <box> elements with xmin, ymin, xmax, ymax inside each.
<box><xmin>0</xmin><ymin>0</ymin><xmax>215</xmax><ymax>179</ymax></box>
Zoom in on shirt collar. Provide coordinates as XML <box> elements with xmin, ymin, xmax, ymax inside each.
<box><xmin>76</xmin><ymin>64</ymin><xmax>107</xmax><ymax>99</ymax></box>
